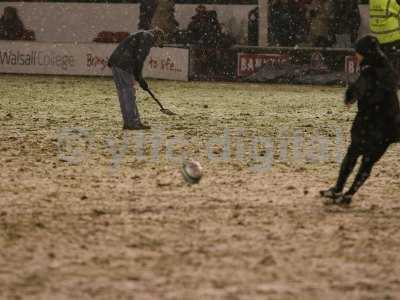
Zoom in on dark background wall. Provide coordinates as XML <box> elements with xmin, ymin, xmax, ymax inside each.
<box><xmin>0</xmin><ymin>0</ymin><xmax>258</xmax><ymax>3</ymax></box>
<box><xmin>0</xmin><ymin>0</ymin><xmax>369</xmax><ymax>3</ymax></box>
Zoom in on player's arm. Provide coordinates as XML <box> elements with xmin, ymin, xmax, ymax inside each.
<box><xmin>132</xmin><ymin>33</ymin><xmax>152</xmax><ymax>91</ymax></box>
<box><xmin>133</xmin><ymin>60</ymin><xmax>148</xmax><ymax>90</ymax></box>
<box><xmin>345</xmin><ymin>77</ymin><xmax>367</xmax><ymax>106</ymax></box>
<box><xmin>345</xmin><ymin>66</ymin><xmax>373</xmax><ymax>105</ymax></box>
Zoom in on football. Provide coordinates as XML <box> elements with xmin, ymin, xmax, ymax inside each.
<box><xmin>181</xmin><ymin>160</ymin><xmax>203</xmax><ymax>184</ymax></box>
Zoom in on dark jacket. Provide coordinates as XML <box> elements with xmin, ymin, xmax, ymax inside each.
<box><xmin>187</xmin><ymin>10</ymin><xmax>222</xmax><ymax>47</ymax></box>
<box><xmin>270</xmin><ymin>0</ymin><xmax>291</xmax><ymax>46</ymax></box>
<box><xmin>108</xmin><ymin>30</ymin><xmax>155</xmax><ymax>89</ymax></box>
<box><xmin>345</xmin><ymin>50</ymin><xmax>400</xmax><ymax>148</ymax></box>
<box><xmin>138</xmin><ymin>0</ymin><xmax>157</xmax><ymax>30</ymax></box>
<box><xmin>332</xmin><ymin>0</ymin><xmax>360</xmax><ymax>42</ymax></box>
<box><xmin>0</xmin><ymin>7</ymin><xmax>24</xmax><ymax>40</ymax></box>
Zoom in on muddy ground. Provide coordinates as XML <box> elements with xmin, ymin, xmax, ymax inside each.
<box><xmin>1</xmin><ymin>75</ymin><xmax>400</xmax><ymax>300</ymax></box>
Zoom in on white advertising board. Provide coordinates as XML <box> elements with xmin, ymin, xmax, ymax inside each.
<box><xmin>0</xmin><ymin>41</ymin><xmax>189</xmax><ymax>81</ymax></box>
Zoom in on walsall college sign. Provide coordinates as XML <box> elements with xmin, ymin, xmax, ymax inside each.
<box><xmin>0</xmin><ymin>41</ymin><xmax>189</xmax><ymax>81</ymax></box>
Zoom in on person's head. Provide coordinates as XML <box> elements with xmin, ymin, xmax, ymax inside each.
<box><xmin>3</xmin><ymin>6</ymin><xmax>18</xmax><ymax>21</ymax></box>
<box><xmin>196</xmin><ymin>4</ymin><xmax>207</xmax><ymax>16</ymax></box>
<box><xmin>196</xmin><ymin>5</ymin><xmax>207</xmax><ymax>15</ymax></box>
<box><xmin>150</xmin><ymin>27</ymin><xmax>166</xmax><ymax>47</ymax></box>
<box><xmin>355</xmin><ymin>35</ymin><xmax>383</xmax><ymax>63</ymax></box>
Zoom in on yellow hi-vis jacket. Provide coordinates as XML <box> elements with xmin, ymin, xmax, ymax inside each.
<box><xmin>370</xmin><ymin>0</ymin><xmax>400</xmax><ymax>44</ymax></box>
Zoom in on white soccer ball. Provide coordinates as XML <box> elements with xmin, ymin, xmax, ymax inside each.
<box><xmin>181</xmin><ymin>160</ymin><xmax>203</xmax><ymax>184</ymax></box>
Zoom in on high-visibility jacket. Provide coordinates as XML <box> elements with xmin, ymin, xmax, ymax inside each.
<box><xmin>370</xmin><ymin>0</ymin><xmax>400</xmax><ymax>44</ymax></box>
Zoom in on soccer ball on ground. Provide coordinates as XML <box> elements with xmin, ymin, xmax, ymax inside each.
<box><xmin>181</xmin><ymin>160</ymin><xmax>202</xmax><ymax>184</ymax></box>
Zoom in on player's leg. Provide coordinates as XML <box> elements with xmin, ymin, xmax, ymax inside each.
<box><xmin>344</xmin><ymin>142</ymin><xmax>391</xmax><ymax>198</ymax></box>
<box><xmin>112</xmin><ymin>67</ymin><xmax>129</xmax><ymax>127</ymax></box>
<box><xmin>320</xmin><ymin>142</ymin><xmax>360</xmax><ymax>199</ymax></box>
<box><xmin>111</xmin><ymin>67</ymin><xmax>140</xmax><ymax>129</ymax></box>
<box><xmin>123</xmin><ymin>80</ymin><xmax>141</xmax><ymax>128</ymax></box>
<box><xmin>334</xmin><ymin>143</ymin><xmax>361</xmax><ymax>193</ymax></box>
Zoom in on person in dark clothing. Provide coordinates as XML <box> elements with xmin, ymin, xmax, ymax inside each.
<box><xmin>288</xmin><ymin>0</ymin><xmax>307</xmax><ymax>46</ymax></box>
<box><xmin>331</xmin><ymin>0</ymin><xmax>361</xmax><ymax>48</ymax></box>
<box><xmin>108</xmin><ymin>28</ymin><xmax>165</xmax><ymax>130</ymax></box>
<box><xmin>187</xmin><ymin>5</ymin><xmax>208</xmax><ymax>44</ymax></box>
<box><xmin>320</xmin><ymin>35</ymin><xmax>400</xmax><ymax>205</ymax></box>
<box><xmin>270</xmin><ymin>0</ymin><xmax>291</xmax><ymax>46</ymax></box>
<box><xmin>309</xmin><ymin>0</ymin><xmax>334</xmax><ymax>47</ymax></box>
<box><xmin>0</xmin><ymin>6</ymin><xmax>24</xmax><ymax>40</ymax></box>
<box><xmin>138</xmin><ymin>0</ymin><xmax>157</xmax><ymax>30</ymax></box>
<box><xmin>187</xmin><ymin>5</ymin><xmax>222</xmax><ymax>47</ymax></box>
<box><xmin>248</xmin><ymin>7</ymin><xmax>258</xmax><ymax>46</ymax></box>
<box><xmin>206</xmin><ymin>10</ymin><xmax>222</xmax><ymax>47</ymax></box>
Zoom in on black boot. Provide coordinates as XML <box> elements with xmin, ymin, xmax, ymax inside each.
<box><xmin>322</xmin><ymin>192</ymin><xmax>352</xmax><ymax>206</ymax></box>
<box><xmin>123</xmin><ymin>123</ymin><xmax>151</xmax><ymax>130</ymax></box>
<box><xmin>320</xmin><ymin>187</ymin><xmax>342</xmax><ymax>199</ymax></box>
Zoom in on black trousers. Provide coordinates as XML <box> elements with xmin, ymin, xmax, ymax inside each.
<box><xmin>334</xmin><ymin>141</ymin><xmax>391</xmax><ymax>195</ymax></box>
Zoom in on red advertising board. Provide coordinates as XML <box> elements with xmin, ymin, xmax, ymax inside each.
<box><xmin>345</xmin><ymin>55</ymin><xmax>360</xmax><ymax>74</ymax></box>
<box><xmin>237</xmin><ymin>53</ymin><xmax>289</xmax><ymax>77</ymax></box>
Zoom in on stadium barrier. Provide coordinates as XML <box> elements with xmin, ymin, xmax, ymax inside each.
<box><xmin>188</xmin><ymin>45</ymin><xmax>357</xmax><ymax>85</ymax></box>
<box><xmin>0</xmin><ymin>41</ymin><xmax>190</xmax><ymax>81</ymax></box>
<box><xmin>0</xmin><ymin>41</ymin><xmax>359</xmax><ymax>85</ymax></box>
<box><xmin>235</xmin><ymin>46</ymin><xmax>357</xmax><ymax>85</ymax></box>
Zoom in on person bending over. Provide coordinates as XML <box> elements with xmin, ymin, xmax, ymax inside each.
<box><xmin>108</xmin><ymin>28</ymin><xmax>165</xmax><ymax>130</ymax></box>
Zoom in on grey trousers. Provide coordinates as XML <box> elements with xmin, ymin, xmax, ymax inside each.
<box><xmin>111</xmin><ymin>66</ymin><xmax>141</xmax><ymax>128</ymax></box>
